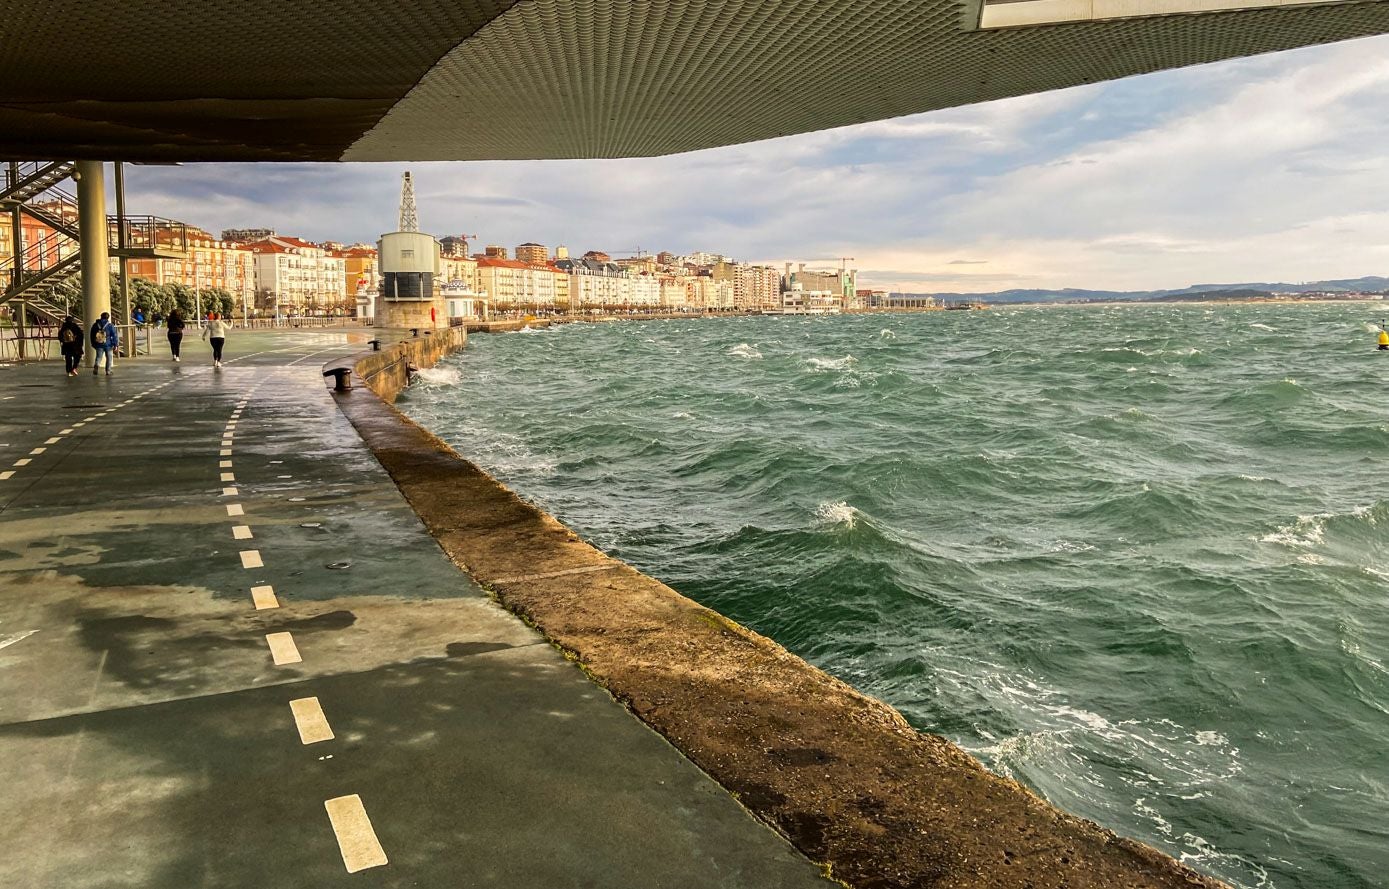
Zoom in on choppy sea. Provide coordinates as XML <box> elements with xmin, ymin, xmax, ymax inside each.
<box><xmin>400</xmin><ymin>304</ymin><xmax>1389</xmax><ymax>888</ymax></box>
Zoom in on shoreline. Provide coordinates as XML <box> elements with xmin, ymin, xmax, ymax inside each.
<box><xmin>329</xmin><ymin>326</ymin><xmax>1230</xmax><ymax>889</ymax></box>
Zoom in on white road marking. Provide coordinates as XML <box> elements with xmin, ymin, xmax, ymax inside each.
<box><xmin>73</xmin><ymin>422</ymin><xmax>85</xmax><ymax>428</ymax></box>
<box><xmin>226</xmin><ymin>504</ymin><xmax>244</xmax><ymax>516</ymax></box>
<box><xmin>265</xmin><ymin>631</ymin><xmax>301</xmax><ymax>665</ymax></box>
<box><xmin>220</xmin><ymin>472</ymin><xmax>235</xmax><ymax>482</ymax></box>
<box><xmin>44</xmin><ymin>437</ymin><xmax>60</xmax><ymax>445</ymax></box>
<box><xmin>59</xmin><ymin>428</ymin><xmax>72</xmax><ymax>434</ymax></box>
<box><xmin>239</xmin><ymin>549</ymin><xmax>263</xmax><ymax>569</ymax></box>
<box><xmin>290</xmin><ymin>697</ymin><xmax>335</xmax><ymax>744</ymax></box>
<box><xmin>232</xmin><ymin>525</ymin><xmax>253</xmax><ymax>540</ymax></box>
<box><xmin>324</xmin><ymin>795</ymin><xmax>388</xmax><ymax>873</ymax></box>
<box><xmin>29</xmin><ymin>448</ymin><xmax>44</xmax><ymax>455</ymax></box>
<box><xmin>219</xmin><ymin>460</ymin><xmax>233</xmax><ymax>469</ymax></box>
<box><xmin>0</xmin><ymin>630</ymin><xmax>39</xmax><ymax>651</ymax></box>
<box><xmin>0</xmin><ymin>471</ymin><xmax>15</xmax><ymax>481</ymax></box>
<box><xmin>250</xmin><ymin>585</ymin><xmax>278</xmax><ymax>610</ymax></box>
<box><xmin>222</xmin><ymin>486</ymin><xmax>239</xmax><ymax>496</ymax></box>
<box><xmin>220</xmin><ymin>449</ymin><xmax>232</xmax><ymax>456</ymax></box>
<box><xmin>13</xmin><ymin>459</ymin><xmax>30</xmax><ymax>467</ymax></box>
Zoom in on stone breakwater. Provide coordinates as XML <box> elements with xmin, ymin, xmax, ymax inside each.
<box><xmin>332</xmin><ymin>329</ymin><xmax>1229</xmax><ymax>889</ymax></box>
<box><xmin>352</xmin><ymin>327</ymin><xmax>468</xmax><ymax>402</ymax></box>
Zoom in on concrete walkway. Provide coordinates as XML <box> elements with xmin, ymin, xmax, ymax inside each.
<box><xmin>0</xmin><ymin>331</ymin><xmax>833</xmax><ymax>888</ymax></box>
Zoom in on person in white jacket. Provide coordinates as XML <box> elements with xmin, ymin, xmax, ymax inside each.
<box><xmin>201</xmin><ymin>313</ymin><xmax>231</xmax><ymax>367</ymax></box>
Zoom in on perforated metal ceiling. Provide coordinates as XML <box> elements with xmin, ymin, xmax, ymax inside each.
<box><xmin>2</xmin><ymin>0</ymin><xmax>1387</xmax><ymax>161</ymax></box>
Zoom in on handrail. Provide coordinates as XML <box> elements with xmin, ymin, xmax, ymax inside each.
<box><xmin>109</xmin><ymin>215</ymin><xmax>189</xmax><ymax>254</ymax></box>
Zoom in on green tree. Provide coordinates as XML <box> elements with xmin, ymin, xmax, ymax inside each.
<box><xmin>200</xmin><ymin>287</ymin><xmax>235</xmax><ymax>318</ymax></box>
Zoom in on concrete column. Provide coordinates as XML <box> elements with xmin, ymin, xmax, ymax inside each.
<box><xmin>76</xmin><ymin>161</ymin><xmax>111</xmax><ymax>361</ymax></box>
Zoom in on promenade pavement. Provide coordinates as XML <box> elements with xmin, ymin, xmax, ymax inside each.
<box><xmin>0</xmin><ymin>331</ymin><xmax>833</xmax><ymax>888</ymax></box>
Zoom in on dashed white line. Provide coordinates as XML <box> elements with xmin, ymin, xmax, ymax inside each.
<box><xmin>13</xmin><ymin>459</ymin><xmax>30</xmax><ymax>467</ymax></box>
<box><xmin>250</xmin><ymin>584</ymin><xmax>279</xmax><ymax>610</ymax></box>
<box><xmin>289</xmin><ymin>697</ymin><xmax>335</xmax><ymax>744</ymax></box>
<box><xmin>44</xmin><ymin>437</ymin><xmax>59</xmax><ymax>445</ymax></box>
<box><xmin>59</xmin><ymin>428</ymin><xmax>72</xmax><ymax>435</ymax></box>
<box><xmin>226</xmin><ymin>504</ymin><xmax>244</xmax><ymax>516</ymax></box>
<box><xmin>232</xmin><ymin>525</ymin><xmax>253</xmax><ymax>540</ymax></box>
<box><xmin>222</xmin><ymin>486</ymin><xmax>239</xmax><ymax>496</ymax></box>
<box><xmin>219</xmin><ymin>460</ymin><xmax>233</xmax><ymax>469</ymax></box>
<box><xmin>324</xmin><ymin>795</ymin><xmax>388</xmax><ymax>873</ymax></box>
<box><xmin>29</xmin><ymin>448</ymin><xmax>45</xmax><ymax>455</ymax></box>
<box><xmin>220</xmin><ymin>472</ymin><xmax>235</xmax><ymax>483</ymax></box>
<box><xmin>265</xmin><ymin>631</ymin><xmax>301</xmax><ymax>665</ymax></box>
<box><xmin>0</xmin><ymin>471</ymin><xmax>15</xmax><ymax>481</ymax></box>
<box><xmin>220</xmin><ymin>449</ymin><xmax>232</xmax><ymax>456</ymax></box>
<box><xmin>0</xmin><ymin>630</ymin><xmax>39</xmax><ymax>651</ymax></box>
<box><xmin>239</xmin><ymin>549</ymin><xmax>263</xmax><ymax>568</ymax></box>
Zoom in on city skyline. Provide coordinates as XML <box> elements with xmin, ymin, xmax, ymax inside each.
<box><xmin>117</xmin><ymin>34</ymin><xmax>1389</xmax><ymax>295</ymax></box>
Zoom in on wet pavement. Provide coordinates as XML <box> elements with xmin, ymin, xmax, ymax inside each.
<box><xmin>0</xmin><ymin>331</ymin><xmax>832</xmax><ymax>888</ymax></box>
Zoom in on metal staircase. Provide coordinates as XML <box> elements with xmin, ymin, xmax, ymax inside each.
<box><xmin>3</xmin><ymin>161</ymin><xmax>82</xmax><ymax>323</ymax></box>
<box><xmin>3</xmin><ymin>161</ymin><xmax>193</xmax><ymax>344</ymax></box>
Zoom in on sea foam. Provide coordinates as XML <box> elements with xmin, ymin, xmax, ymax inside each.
<box><xmin>414</xmin><ymin>367</ymin><xmax>461</xmax><ymax>386</ymax></box>
<box><xmin>814</xmin><ymin>500</ymin><xmax>859</xmax><ymax>528</ymax></box>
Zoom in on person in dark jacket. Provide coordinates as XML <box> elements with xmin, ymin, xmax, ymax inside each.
<box><xmin>57</xmin><ymin>314</ymin><xmax>84</xmax><ymax>376</ymax></box>
<box><xmin>167</xmin><ymin>308</ymin><xmax>186</xmax><ymax>362</ymax></box>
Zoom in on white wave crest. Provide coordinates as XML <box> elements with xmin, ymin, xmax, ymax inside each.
<box><xmin>879</xmin><ymin>328</ymin><xmax>896</xmax><ymax>339</ymax></box>
<box><xmin>1260</xmin><ymin>505</ymin><xmax>1377</xmax><ymax>547</ymax></box>
<box><xmin>805</xmin><ymin>355</ymin><xmax>858</xmax><ymax>372</ymax></box>
<box><xmin>814</xmin><ymin>500</ymin><xmax>859</xmax><ymax>528</ymax></box>
<box><xmin>1250</xmin><ymin>322</ymin><xmax>1276</xmax><ymax>332</ymax></box>
<box><xmin>414</xmin><ymin>367</ymin><xmax>461</xmax><ymax>386</ymax></box>
<box><xmin>1048</xmin><ymin>540</ymin><xmax>1097</xmax><ymax>554</ymax></box>
<box><xmin>1259</xmin><ymin>513</ymin><xmax>1329</xmax><ymax>547</ymax></box>
<box><xmin>728</xmin><ymin>343</ymin><xmax>762</xmax><ymax>360</ymax></box>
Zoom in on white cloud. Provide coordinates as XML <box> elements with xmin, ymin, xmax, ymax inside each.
<box><xmin>120</xmin><ymin>34</ymin><xmax>1389</xmax><ymax>293</ymax></box>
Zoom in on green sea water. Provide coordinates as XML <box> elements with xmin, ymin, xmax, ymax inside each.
<box><xmin>399</xmin><ymin>304</ymin><xmax>1389</xmax><ymax>888</ymax></box>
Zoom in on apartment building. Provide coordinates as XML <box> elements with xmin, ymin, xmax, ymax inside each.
<box><xmin>247</xmin><ymin>236</ymin><xmax>346</xmax><ymax>313</ymax></box>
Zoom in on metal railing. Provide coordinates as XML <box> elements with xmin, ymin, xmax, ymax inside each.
<box><xmin>110</xmin><ymin>215</ymin><xmax>189</xmax><ymax>254</ymax></box>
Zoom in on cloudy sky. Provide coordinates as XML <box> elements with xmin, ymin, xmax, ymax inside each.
<box><xmin>121</xmin><ymin>35</ymin><xmax>1389</xmax><ymax>294</ymax></box>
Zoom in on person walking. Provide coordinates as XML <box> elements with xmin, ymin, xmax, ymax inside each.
<box><xmin>58</xmin><ymin>314</ymin><xmax>84</xmax><ymax>376</ymax></box>
<box><xmin>202</xmin><ymin>312</ymin><xmax>230</xmax><ymax>368</ymax></box>
<box><xmin>167</xmin><ymin>308</ymin><xmax>186</xmax><ymax>362</ymax></box>
<box><xmin>90</xmin><ymin>312</ymin><xmax>118</xmax><ymax>375</ymax></box>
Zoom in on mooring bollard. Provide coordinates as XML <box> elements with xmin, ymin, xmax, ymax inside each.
<box><xmin>368</xmin><ymin>339</ymin><xmax>381</xmax><ymax>352</ymax></box>
<box><xmin>323</xmin><ymin>366</ymin><xmax>352</xmax><ymax>392</ymax></box>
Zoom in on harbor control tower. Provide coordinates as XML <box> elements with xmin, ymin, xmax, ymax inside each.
<box><xmin>376</xmin><ymin>172</ymin><xmax>445</xmax><ymax>329</ymax></box>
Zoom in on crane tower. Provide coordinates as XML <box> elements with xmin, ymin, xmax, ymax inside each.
<box><xmin>399</xmin><ymin>171</ymin><xmax>419</xmax><ymax>233</ymax></box>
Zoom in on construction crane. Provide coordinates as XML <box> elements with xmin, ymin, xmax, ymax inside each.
<box><xmin>800</xmin><ymin>257</ymin><xmax>856</xmax><ymax>274</ymax></box>
<box><xmin>441</xmin><ymin>232</ymin><xmax>477</xmax><ymax>258</ymax></box>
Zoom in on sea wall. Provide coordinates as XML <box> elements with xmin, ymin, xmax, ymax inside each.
<box><xmin>334</xmin><ymin>331</ymin><xmax>1228</xmax><ymax>889</ymax></box>
<box><xmin>352</xmin><ymin>326</ymin><xmax>467</xmax><ymax>403</ymax></box>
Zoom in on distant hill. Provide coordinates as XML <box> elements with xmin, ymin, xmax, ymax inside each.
<box><xmin>897</xmin><ymin>276</ymin><xmax>1389</xmax><ymax>304</ymax></box>
<box><xmin>1148</xmin><ymin>289</ymin><xmax>1274</xmax><ymax>302</ymax></box>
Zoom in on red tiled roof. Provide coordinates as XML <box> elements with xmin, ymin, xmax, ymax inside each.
<box><xmin>476</xmin><ymin>256</ymin><xmax>555</xmax><ymax>271</ymax></box>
